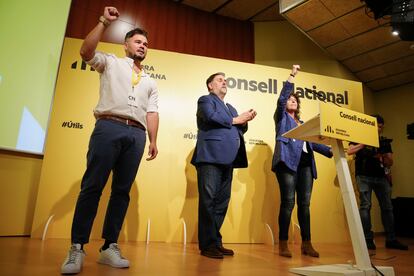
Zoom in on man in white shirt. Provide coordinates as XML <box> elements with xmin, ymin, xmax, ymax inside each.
<box><xmin>61</xmin><ymin>6</ymin><xmax>159</xmax><ymax>274</ymax></box>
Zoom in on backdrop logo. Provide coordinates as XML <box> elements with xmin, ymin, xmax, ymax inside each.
<box><xmin>226</xmin><ymin>76</ymin><xmax>350</xmax><ymax>106</ymax></box>
<box><xmin>142</xmin><ymin>64</ymin><xmax>167</xmax><ymax>80</ymax></box>
<box><xmin>69</xmin><ymin>61</ymin><xmax>167</xmax><ymax>80</ymax></box>
<box><xmin>71</xmin><ymin>60</ymin><xmax>95</xmax><ymax>71</ymax></box>
<box><xmin>248</xmin><ymin>138</ymin><xmax>267</xmax><ymax>145</ymax></box>
<box><xmin>226</xmin><ymin>77</ymin><xmax>278</xmax><ymax>94</ymax></box>
<box><xmin>183</xmin><ymin>131</ymin><xmax>197</xmax><ymax>140</ymax></box>
<box><xmin>62</xmin><ymin>121</ymin><xmax>83</xmax><ymax>129</ymax></box>
<box><xmin>295</xmin><ymin>84</ymin><xmax>348</xmax><ymax>105</ymax></box>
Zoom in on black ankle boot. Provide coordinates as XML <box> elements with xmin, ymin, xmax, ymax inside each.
<box><xmin>386</xmin><ymin>240</ymin><xmax>408</xmax><ymax>250</ymax></box>
<box><xmin>366</xmin><ymin>239</ymin><xmax>376</xmax><ymax>250</ymax></box>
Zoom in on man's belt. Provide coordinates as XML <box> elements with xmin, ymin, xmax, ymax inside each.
<box><xmin>96</xmin><ymin>114</ymin><xmax>146</xmax><ymax>130</ymax></box>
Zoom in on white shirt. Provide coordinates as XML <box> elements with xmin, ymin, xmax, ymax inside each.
<box><xmin>303</xmin><ymin>141</ymin><xmax>308</xmax><ymax>153</ymax></box>
<box><xmin>85</xmin><ymin>51</ymin><xmax>159</xmax><ymax>128</ymax></box>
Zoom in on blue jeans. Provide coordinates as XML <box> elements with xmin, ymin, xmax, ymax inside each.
<box><xmin>356</xmin><ymin>175</ymin><xmax>395</xmax><ymax>241</ymax></box>
<box><xmin>196</xmin><ymin>163</ymin><xmax>233</xmax><ymax>250</ymax></box>
<box><xmin>275</xmin><ymin>162</ymin><xmax>313</xmax><ymax>241</ymax></box>
<box><xmin>71</xmin><ymin>119</ymin><xmax>146</xmax><ymax>244</ymax></box>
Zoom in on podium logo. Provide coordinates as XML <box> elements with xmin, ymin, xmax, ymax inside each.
<box><xmin>71</xmin><ymin>60</ymin><xmax>95</xmax><ymax>71</ymax></box>
<box><xmin>325</xmin><ymin>125</ymin><xmax>334</xmax><ymax>133</ymax></box>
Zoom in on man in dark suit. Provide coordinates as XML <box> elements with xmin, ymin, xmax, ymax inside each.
<box><xmin>191</xmin><ymin>72</ymin><xmax>257</xmax><ymax>259</ymax></box>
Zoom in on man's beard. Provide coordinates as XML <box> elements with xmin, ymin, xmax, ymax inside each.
<box><xmin>128</xmin><ymin>53</ymin><xmax>145</xmax><ymax>61</ymax></box>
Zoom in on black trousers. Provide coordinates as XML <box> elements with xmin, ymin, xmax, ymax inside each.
<box><xmin>71</xmin><ymin>119</ymin><xmax>146</xmax><ymax>244</ymax></box>
<box><xmin>275</xmin><ymin>161</ymin><xmax>313</xmax><ymax>241</ymax></box>
<box><xmin>196</xmin><ymin>163</ymin><xmax>233</xmax><ymax>250</ymax></box>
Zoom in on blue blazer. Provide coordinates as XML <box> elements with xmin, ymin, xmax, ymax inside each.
<box><xmin>191</xmin><ymin>93</ymin><xmax>248</xmax><ymax>168</ymax></box>
<box><xmin>271</xmin><ymin>82</ymin><xmax>332</xmax><ymax>179</ymax></box>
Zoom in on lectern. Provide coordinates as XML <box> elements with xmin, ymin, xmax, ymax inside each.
<box><xmin>283</xmin><ymin>103</ymin><xmax>394</xmax><ymax>276</ymax></box>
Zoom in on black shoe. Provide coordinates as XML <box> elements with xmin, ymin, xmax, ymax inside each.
<box><xmin>386</xmin><ymin>240</ymin><xmax>408</xmax><ymax>250</ymax></box>
<box><xmin>217</xmin><ymin>245</ymin><xmax>234</xmax><ymax>256</ymax></box>
<box><xmin>201</xmin><ymin>247</ymin><xmax>224</xmax><ymax>259</ymax></box>
<box><xmin>366</xmin><ymin>239</ymin><xmax>376</xmax><ymax>250</ymax></box>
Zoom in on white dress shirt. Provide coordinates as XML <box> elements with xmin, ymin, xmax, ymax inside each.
<box><xmin>86</xmin><ymin>51</ymin><xmax>159</xmax><ymax>128</ymax></box>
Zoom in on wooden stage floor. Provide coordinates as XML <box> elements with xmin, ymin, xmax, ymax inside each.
<box><xmin>0</xmin><ymin>236</ymin><xmax>412</xmax><ymax>275</ymax></box>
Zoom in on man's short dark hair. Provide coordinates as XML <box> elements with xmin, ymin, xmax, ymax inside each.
<box><xmin>372</xmin><ymin>114</ymin><xmax>385</xmax><ymax>124</ymax></box>
<box><xmin>206</xmin><ymin>72</ymin><xmax>225</xmax><ymax>91</ymax></box>
<box><xmin>125</xmin><ymin>28</ymin><xmax>148</xmax><ymax>41</ymax></box>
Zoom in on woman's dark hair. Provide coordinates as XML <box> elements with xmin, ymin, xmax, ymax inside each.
<box><xmin>288</xmin><ymin>92</ymin><xmax>301</xmax><ymax>120</ymax></box>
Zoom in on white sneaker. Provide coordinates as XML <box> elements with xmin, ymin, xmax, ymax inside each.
<box><xmin>97</xmin><ymin>243</ymin><xmax>129</xmax><ymax>268</ymax></box>
<box><xmin>61</xmin><ymin>244</ymin><xmax>85</xmax><ymax>274</ymax></box>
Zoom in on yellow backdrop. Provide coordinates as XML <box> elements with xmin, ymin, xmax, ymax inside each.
<box><xmin>31</xmin><ymin>38</ymin><xmax>364</xmax><ymax>243</ymax></box>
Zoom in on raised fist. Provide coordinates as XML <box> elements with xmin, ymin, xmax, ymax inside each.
<box><xmin>103</xmin><ymin>6</ymin><xmax>120</xmax><ymax>22</ymax></box>
<box><xmin>291</xmin><ymin>65</ymin><xmax>300</xmax><ymax>76</ymax></box>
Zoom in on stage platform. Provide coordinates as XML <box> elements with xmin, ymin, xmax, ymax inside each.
<box><xmin>0</xmin><ymin>235</ymin><xmax>412</xmax><ymax>275</ymax></box>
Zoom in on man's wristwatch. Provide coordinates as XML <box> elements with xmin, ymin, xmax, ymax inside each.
<box><xmin>99</xmin><ymin>16</ymin><xmax>110</xmax><ymax>27</ymax></box>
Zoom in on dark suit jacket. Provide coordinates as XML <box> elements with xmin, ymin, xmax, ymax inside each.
<box><xmin>191</xmin><ymin>93</ymin><xmax>248</xmax><ymax>168</ymax></box>
<box><xmin>271</xmin><ymin>81</ymin><xmax>332</xmax><ymax>179</ymax></box>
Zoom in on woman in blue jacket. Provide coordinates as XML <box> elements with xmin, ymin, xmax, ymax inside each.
<box><xmin>272</xmin><ymin>65</ymin><xmax>333</xmax><ymax>258</ymax></box>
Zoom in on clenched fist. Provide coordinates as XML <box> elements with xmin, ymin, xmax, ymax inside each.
<box><xmin>103</xmin><ymin>6</ymin><xmax>120</xmax><ymax>22</ymax></box>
